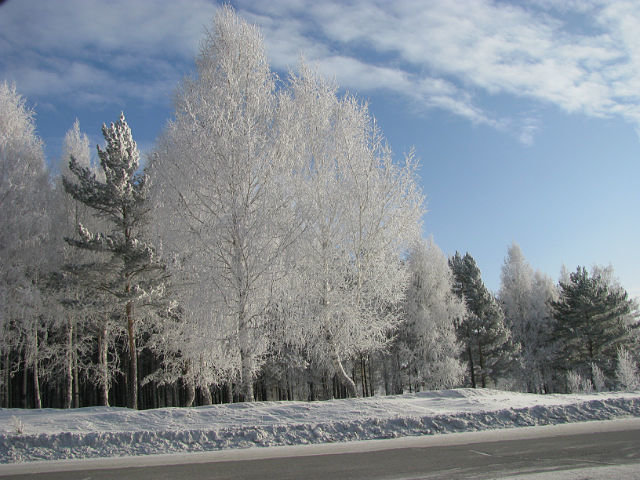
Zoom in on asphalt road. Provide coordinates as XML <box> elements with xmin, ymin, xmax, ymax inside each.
<box><xmin>2</xmin><ymin>423</ymin><xmax>639</xmax><ymax>479</ymax></box>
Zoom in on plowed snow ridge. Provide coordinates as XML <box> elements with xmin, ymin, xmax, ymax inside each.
<box><xmin>1</xmin><ymin>388</ymin><xmax>638</xmax><ymax>463</ymax></box>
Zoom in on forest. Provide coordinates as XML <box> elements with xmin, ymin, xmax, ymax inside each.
<box><xmin>1</xmin><ymin>7</ymin><xmax>639</xmax><ymax>410</ymax></box>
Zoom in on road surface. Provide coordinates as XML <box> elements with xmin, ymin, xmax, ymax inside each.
<box><xmin>1</xmin><ymin>420</ymin><xmax>639</xmax><ymax>479</ymax></box>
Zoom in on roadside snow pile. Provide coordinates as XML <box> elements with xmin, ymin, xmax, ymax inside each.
<box><xmin>1</xmin><ymin>388</ymin><xmax>639</xmax><ymax>463</ymax></box>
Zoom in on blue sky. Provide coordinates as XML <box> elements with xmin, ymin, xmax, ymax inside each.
<box><xmin>1</xmin><ymin>0</ymin><xmax>639</xmax><ymax>296</ymax></box>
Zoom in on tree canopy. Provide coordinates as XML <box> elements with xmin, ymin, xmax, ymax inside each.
<box><xmin>551</xmin><ymin>265</ymin><xmax>638</xmax><ymax>389</ymax></box>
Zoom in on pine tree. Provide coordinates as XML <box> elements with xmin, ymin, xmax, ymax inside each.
<box><xmin>551</xmin><ymin>266</ymin><xmax>638</xmax><ymax>389</ymax></box>
<box><xmin>63</xmin><ymin>113</ymin><xmax>167</xmax><ymax>409</ymax></box>
<box><xmin>449</xmin><ymin>252</ymin><xmax>517</xmax><ymax>388</ymax></box>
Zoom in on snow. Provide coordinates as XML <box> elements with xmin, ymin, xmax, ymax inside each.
<box><xmin>0</xmin><ymin>388</ymin><xmax>638</xmax><ymax>464</ymax></box>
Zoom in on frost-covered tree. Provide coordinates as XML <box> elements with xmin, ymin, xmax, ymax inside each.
<box><xmin>150</xmin><ymin>6</ymin><xmax>299</xmax><ymax>401</ymax></box>
<box><xmin>449</xmin><ymin>252</ymin><xmax>517</xmax><ymax>388</ymax></box>
<box><xmin>0</xmin><ymin>82</ymin><xmax>51</xmax><ymax>408</ymax></box>
<box><xmin>281</xmin><ymin>64</ymin><xmax>424</xmax><ymax>397</ymax></box>
<box><xmin>551</xmin><ymin>266</ymin><xmax>638</xmax><ymax>389</ymax></box>
<box><xmin>615</xmin><ymin>347</ymin><xmax>639</xmax><ymax>391</ymax></box>
<box><xmin>48</xmin><ymin>119</ymin><xmax>98</xmax><ymax>409</ymax></box>
<box><xmin>63</xmin><ymin>113</ymin><xmax>168</xmax><ymax>409</ymax></box>
<box><xmin>150</xmin><ymin>7</ymin><xmax>423</xmax><ymax>402</ymax></box>
<box><xmin>498</xmin><ymin>243</ymin><xmax>557</xmax><ymax>392</ymax></box>
<box><xmin>142</xmin><ymin>273</ymin><xmax>232</xmax><ymax>407</ymax></box>
<box><xmin>395</xmin><ymin>238</ymin><xmax>465</xmax><ymax>391</ymax></box>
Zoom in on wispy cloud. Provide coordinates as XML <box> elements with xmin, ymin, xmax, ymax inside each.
<box><xmin>3</xmin><ymin>0</ymin><xmax>640</xmax><ymax>144</ymax></box>
<box><xmin>0</xmin><ymin>0</ymin><xmax>216</xmax><ymax>107</ymax></box>
<box><xmin>238</xmin><ymin>0</ymin><xmax>640</xmax><ymax>143</ymax></box>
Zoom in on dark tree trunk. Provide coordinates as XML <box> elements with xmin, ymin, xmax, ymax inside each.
<box><xmin>33</xmin><ymin>327</ymin><xmax>41</xmax><ymax>409</ymax></box>
<box><xmin>21</xmin><ymin>350</ymin><xmax>28</xmax><ymax>408</ymax></box>
<box><xmin>478</xmin><ymin>341</ymin><xmax>486</xmax><ymax>388</ymax></box>
<box><xmin>126</xmin><ymin>300</ymin><xmax>137</xmax><ymax>409</ymax></box>
<box><xmin>73</xmin><ymin>322</ymin><xmax>80</xmax><ymax>408</ymax></box>
<box><xmin>64</xmin><ymin>315</ymin><xmax>73</xmax><ymax>409</ymax></box>
<box><xmin>467</xmin><ymin>343</ymin><xmax>476</xmax><ymax>388</ymax></box>
<box><xmin>368</xmin><ymin>354</ymin><xmax>375</xmax><ymax>397</ymax></box>
<box><xmin>225</xmin><ymin>381</ymin><xmax>233</xmax><ymax>403</ymax></box>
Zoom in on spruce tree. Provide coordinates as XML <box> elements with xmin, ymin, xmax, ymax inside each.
<box><xmin>449</xmin><ymin>252</ymin><xmax>517</xmax><ymax>388</ymax></box>
<box><xmin>551</xmin><ymin>266</ymin><xmax>637</xmax><ymax>389</ymax></box>
<box><xmin>63</xmin><ymin>113</ymin><xmax>167</xmax><ymax>409</ymax></box>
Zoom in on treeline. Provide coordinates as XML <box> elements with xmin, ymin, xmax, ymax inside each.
<box><xmin>1</xmin><ymin>7</ymin><xmax>638</xmax><ymax>410</ymax></box>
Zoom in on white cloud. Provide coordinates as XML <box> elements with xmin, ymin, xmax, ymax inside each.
<box><xmin>3</xmin><ymin>0</ymin><xmax>640</xmax><ymax>145</ymax></box>
<box><xmin>0</xmin><ymin>0</ymin><xmax>216</xmax><ymax>107</ymax></box>
<box><xmin>516</xmin><ymin>117</ymin><xmax>541</xmax><ymax>147</ymax></box>
<box><xmin>239</xmin><ymin>0</ymin><xmax>640</xmax><ymax>144</ymax></box>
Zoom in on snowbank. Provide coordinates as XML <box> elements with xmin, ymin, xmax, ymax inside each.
<box><xmin>1</xmin><ymin>388</ymin><xmax>638</xmax><ymax>463</ymax></box>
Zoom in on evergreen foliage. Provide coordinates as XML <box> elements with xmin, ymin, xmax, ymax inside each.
<box><xmin>63</xmin><ymin>113</ymin><xmax>168</xmax><ymax>409</ymax></box>
<box><xmin>551</xmin><ymin>266</ymin><xmax>638</xmax><ymax>390</ymax></box>
<box><xmin>449</xmin><ymin>252</ymin><xmax>517</xmax><ymax>388</ymax></box>
<box><xmin>2</xmin><ymin>8</ymin><xmax>639</xmax><ymax>410</ymax></box>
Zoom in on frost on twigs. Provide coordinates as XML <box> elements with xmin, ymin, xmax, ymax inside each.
<box><xmin>566</xmin><ymin>370</ymin><xmax>593</xmax><ymax>394</ymax></box>
<box><xmin>616</xmin><ymin>347</ymin><xmax>640</xmax><ymax>391</ymax></box>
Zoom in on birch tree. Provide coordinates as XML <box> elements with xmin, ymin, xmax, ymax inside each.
<box><xmin>150</xmin><ymin>6</ymin><xmax>299</xmax><ymax>401</ymax></box>
<box><xmin>498</xmin><ymin>243</ymin><xmax>557</xmax><ymax>392</ymax></box>
<box><xmin>282</xmin><ymin>64</ymin><xmax>424</xmax><ymax>396</ymax></box>
<box><xmin>0</xmin><ymin>82</ymin><xmax>51</xmax><ymax>408</ymax></box>
<box><xmin>49</xmin><ymin>120</ymin><xmax>97</xmax><ymax>408</ymax></box>
<box><xmin>397</xmin><ymin>238</ymin><xmax>466</xmax><ymax>391</ymax></box>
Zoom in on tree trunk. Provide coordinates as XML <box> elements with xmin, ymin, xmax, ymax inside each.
<box><xmin>126</xmin><ymin>300</ymin><xmax>138</xmax><ymax>409</ymax></box>
<box><xmin>478</xmin><ymin>341</ymin><xmax>486</xmax><ymax>388</ymax></box>
<box><xmin>331</xmin><ymin>349</ymin><xmax>358</xmax><ymax>398</ymax></box>
<box><xmin>73</xmin><ymin>322</ymin><xmax>80</xmax><ymax>408</ymax></box>
<box><xmin>394</xmin><ymin>351</ymin><xmax>403</xmax><ymax>394</ymax></box>
<box><xmin>224</xmin><ymin>380</ymin><xmax>233</xmax><ymax>403</ymax></box>
<box><xmin>33</xmin><ymin>327</ymin><xmax>42</xmax><ymax>409</ymax></box>
<box><xmin>181</xmin><ymin>360</ymin><xmax>195</xmax><ymax>407</ymax></box>
<box><xmin>360</xmin><ymin>355</ymin><xmax>367</xmax><ymax>397</ymax></box>
<box><xmin>21</xmin><ymin>349</ymin><xmax>28</xmax><ymax>408</ymax></box>
<box><xmin>467</xmin><ymin>343</ymin><xmax>476</xmax><ymax>388</ymax></box>
<box><xmin>184</xmin><ymin>379</ymin><xmax>195</xmax><ymax>407</ymax></box>
<box><xmin>64</xmin><ymin>315</ymin><xmax>73</xmax><ymax>409</ymax></box>
<box><xmin>201</xmin><ymin>385</ymin><xmax>212</xmax><ymax>405</ymax></box>
<box><xmin>97</xmin><ymin>322</ymin><xmax>109</xmax><ymax>406</ymax></box>
<box><xmin>239</xmin><ymin>348</ymin><xmax>254</xmax><ymax>402</ymax></box>
<box><xmin>3</xmin><ymin>350</ymin><xmax>9</xmax><ymax>407</ymax></box>
<box><xmin>368</xmin><ymin>354</ymin><xmax>375</xmax><ymax>396</ymax></box>
<box><xmin>382</xmin><ymin>356</ymin><xmax>390</xmax><ymax>396</ymax></box>
<box><xmin>238</xmin><ymin>305</ymin><xmax>254</xmax><ymax>402</ymax></box>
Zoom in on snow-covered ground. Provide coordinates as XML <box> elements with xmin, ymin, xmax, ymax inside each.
<box><xmin>1</xmin><ymin>388</ymin><xmax>638</xmax><ymax>464</ymax></box>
